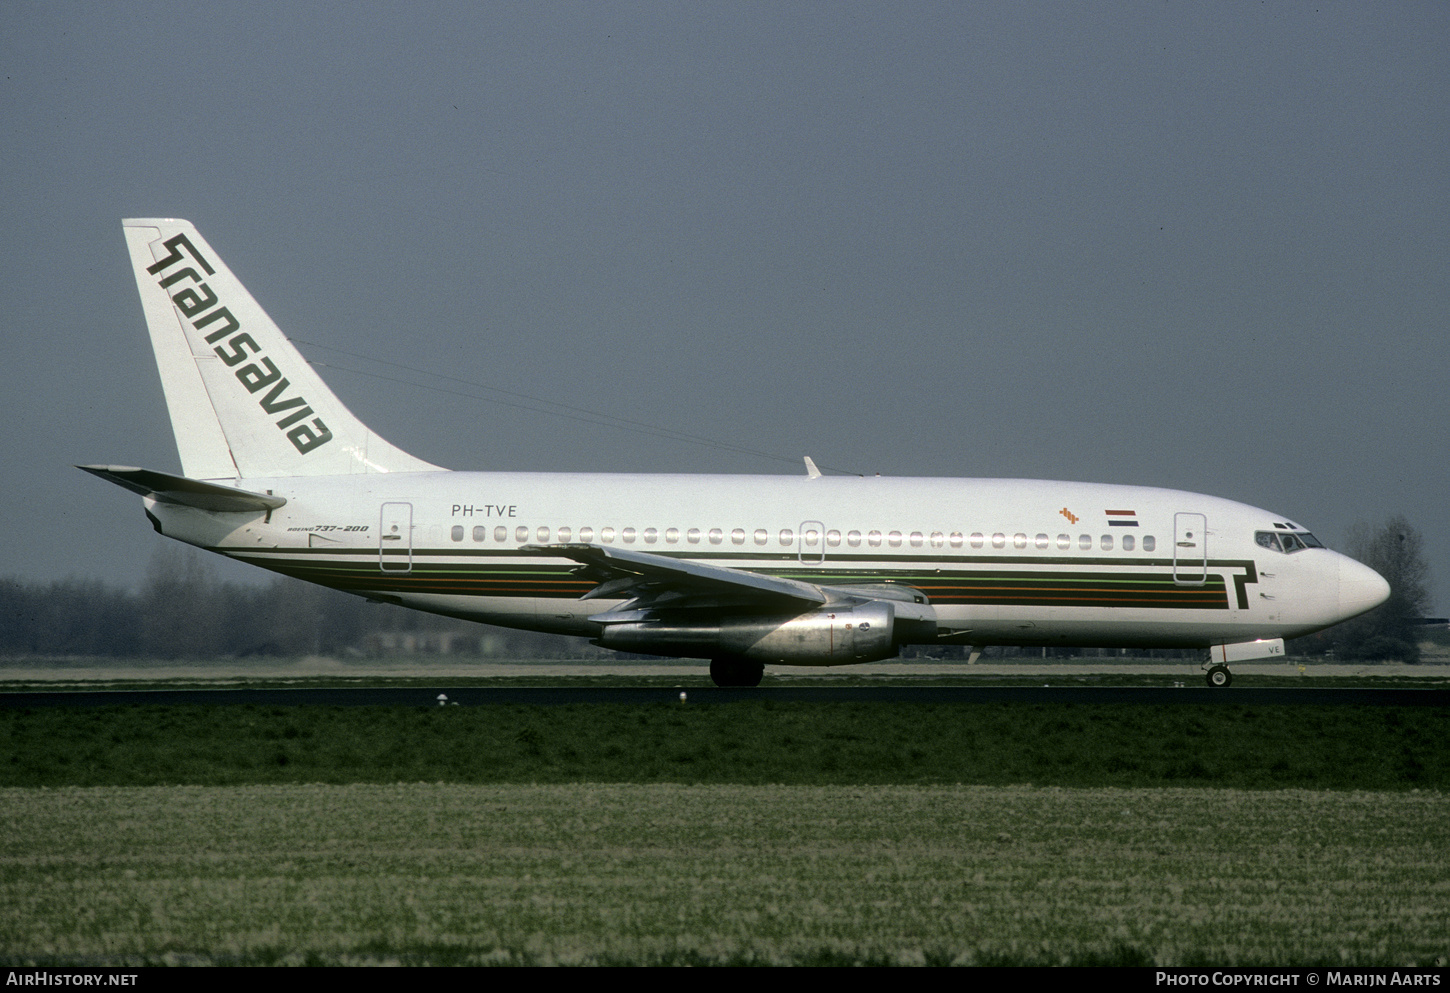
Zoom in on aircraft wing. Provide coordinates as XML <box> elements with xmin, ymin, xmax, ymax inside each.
<box><xmin>524</xmin><ymin>542</ymin><xmax>829</xmax><ymax>612</ymax></box>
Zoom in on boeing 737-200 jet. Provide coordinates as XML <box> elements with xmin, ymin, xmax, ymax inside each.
<box><xmin>83</xmin><ymin>219</ymin><xmax>1391</xmax><ymax>687</ymax></box>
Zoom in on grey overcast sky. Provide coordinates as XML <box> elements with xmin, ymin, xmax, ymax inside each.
<box><xmin>2</xmin><ymin>2</ymin><xmax>1446</xmax><ymax>611</ymax></box>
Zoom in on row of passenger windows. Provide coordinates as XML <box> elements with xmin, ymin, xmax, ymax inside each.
<box><xmin>448</xmin><ymin>524</ymin><xmax>1157</xmax><ymax>553</ymax></box>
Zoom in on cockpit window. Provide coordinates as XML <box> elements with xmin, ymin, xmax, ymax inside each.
<box><xmin>1256</xmin><ymin>530</ymin><xmax>1323</xmax><ymax>554</ymax></box>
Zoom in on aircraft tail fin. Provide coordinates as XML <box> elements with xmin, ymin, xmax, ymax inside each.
<box><xmin>122</xmin><ymin>219</ymin><xmax>443</xmax><ymax>479</ymax></box>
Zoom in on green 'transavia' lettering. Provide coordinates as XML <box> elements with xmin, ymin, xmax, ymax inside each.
<box><xmin>148</xmin><ymin>234</ymin><xmax>332</xmax><ymax>455</ymax></box>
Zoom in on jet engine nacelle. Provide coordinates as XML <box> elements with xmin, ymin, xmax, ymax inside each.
<box><xmin>596</xmin><ymin>600</ymin><xmax>902</xmax><ymax>665</ymax></box>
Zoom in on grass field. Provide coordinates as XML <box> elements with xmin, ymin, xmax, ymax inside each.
<box><xmin>1</xmin><ymin>783</ymin><xmax>1446</xmax><ymax>966</ymax></box>
<box><xmin>2</xmin><ymin>696</ymin><xmax>1447</xmax><ymax>965</ymax></box>
<box><xmin>2</xmin><ymin>701</ymin><xmax>1447</xmax><ymax>789</ymax></box>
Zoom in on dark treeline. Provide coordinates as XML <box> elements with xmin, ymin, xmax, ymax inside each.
<box><xmin>0</xmin><ymin>548</ymin><xmax>591</xmax><ymax>660</ymax></box>
<box><xmin>0</xmin><ymin>566</ymin><xmax>1212</xmax><ymax>663</ymax></box>
<box><xmin>1290</xmin><ymin>515</ymin><xmax>1438</xmax><ymax>663</ymax></box>
<box><xmin>3</xmin><ymin>520</ymin><xmax>1438</xmax><ymax>661</ymax></box>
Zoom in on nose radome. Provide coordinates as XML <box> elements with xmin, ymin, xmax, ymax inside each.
<box><xmin>1338</xmin><ymin>556</ymin><xmax>1391</xmax><ymax>621</ymax></box>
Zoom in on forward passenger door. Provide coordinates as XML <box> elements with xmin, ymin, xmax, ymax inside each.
<box><xmin>1173</xmin><ymin>512</ymin><xmax>1207</xmax><ymax>585</ymax></box>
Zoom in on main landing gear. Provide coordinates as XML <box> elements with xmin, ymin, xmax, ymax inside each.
<box><xmin>1205</xmin><ymin>664</ymin><xmax>1233</xmax><ymax>688</ymax></box>
<box><xmin>710</xmin><ymin>657</ymin><xmax>765</xmax><ymax>688</ymax></box>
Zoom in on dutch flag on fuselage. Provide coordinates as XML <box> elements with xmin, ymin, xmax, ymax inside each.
<box><xmin>1106</xmin><ymin>509</ymin><xmax>1139</xmax><ymax>527</ymax></box>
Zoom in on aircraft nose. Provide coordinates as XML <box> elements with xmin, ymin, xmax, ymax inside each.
<box><xmin>1338</xmin><ymin>555</ymin><xmax>1391</xmax><ymax>622</ymax></box>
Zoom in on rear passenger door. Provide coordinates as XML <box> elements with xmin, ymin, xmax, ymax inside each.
<box><xmin>379</xmin><ymin>502</ymin><xmax>413</xmax><ymax>573</ymax></box>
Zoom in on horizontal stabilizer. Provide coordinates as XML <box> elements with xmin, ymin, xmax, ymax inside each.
<box><xmin>77</xmin><ymin>465</ymin><xmax>286</xmax><ymax>513</ymax></box>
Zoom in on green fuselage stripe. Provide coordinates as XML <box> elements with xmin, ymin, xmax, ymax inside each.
<box><xmin>227</xmin><ymin>548</ymin><xmax>1233</xmax><ymax>610</ymax></box>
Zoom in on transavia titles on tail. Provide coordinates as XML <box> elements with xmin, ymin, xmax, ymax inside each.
<box><xmin>84</xmin><ymin>219</ymin><xmax>1390</xmax><ymax>687</ymax></box>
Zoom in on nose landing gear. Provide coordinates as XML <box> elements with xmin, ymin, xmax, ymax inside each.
<box><xmin>1205</xmin><ymin>664</ymin><xmax>1233</xmax><ymax>688</ymax></box>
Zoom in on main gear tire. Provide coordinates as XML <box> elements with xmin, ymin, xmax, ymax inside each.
<box><xmin>1205</xmin><ymin>664</ymin><xmax>1233</xmax><ymax>688</ymax></box>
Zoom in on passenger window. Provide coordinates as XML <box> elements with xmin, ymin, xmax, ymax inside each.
<box><xmin>1143</xmin><ymin>535</ymin><xmax>1155</xmax><ymax>552</ymax></box>
<box><xmin>451</xmin><ymin>525</ymin><xmax>464</xmax><ymax>542</ymax></box>
<box><xmin>970</xmin><ymin>533</ymin><xmax>984</xmax><ymax>549</ymax></box>
<box><xmin>515</xmin><ymin>526</ymin><xmax>529</xmax><ymax>543</ymax></box>
<box><xmin>931</xmin><ymin>532</ymin><xmax>944</xmax><ymax>548</ymax></box>
<box><xmin>601</xmin><ymin>527</ymin><xmax>616</xmax><ymax>543</ymax></box>
<box><xmin>1101</xmin><ymin>534</ymin><xmax>1113</xmax><ymax>550</ymax></box>
<box><xmin>888</xmin><ymin>531</ymin><xmax>903</xmax><ymax>547</ymax></box>
<box><xmin>754</xmin><ymin>529</ymin><xmax>768</xmax><ymax>545</ymax></box>
<box><xmin>1013</xmin><ymin>533</ymin><xmax>1027</xmax><ymax>549</ymax></box>
<box><xmin>1057</xmin><ymin>534</ymin><xmax>1070</xmax><ymax>549</ymax></box>
<box><xmin>826</xmin><ymin>530</ymin><xmax>841</xmax><ymax>547</ymax></box>
<box><xmin>1079</xmin><ymin>534</ymin><xmax>1091</xmax><ymax>550</ymax></box>
<box><xmin>557</xmin><ymin>527</ymin><xmax>572</xmax><ymax>542</ymax></box>
<box><xmin>622</xmin><ymin>527</ymin><xmax>637</xmax><ymax>543</ymax></box>
<box><xmin>495</xmin><ymin>526</ymin><xmax>507</xmax><ymax>542</ymax></box>
<box><xmin>707</xmin><ymin>528</ymin><xmax>721</xmax><ymax>544</ymax></box>
<box><xmin>473</xmin><ymin>526</ymin><xmax>487</xmax><ymax>542</ymax></box>
<box><xmin>949</xmin><ymin>532</ymin><xmax>963</xmax><ymax>548</ymax></box>
<box><xmin>579</xmin><ymin>527</ymin><xmax>594</xmax><ymax>543</ymax></box>
<box><xmin>644</xmin><ymin>528</ymin><xmax>658</xmax><ymax>544</ymax></box>
<box><xmin>1035</xmin><ymin>533</ymin><xmax>1049</xmax><ymax>549</ymax></box>
<box><xmin>847</xmin><ymin>531</ymin><xmax>862</xmax><ymax>547</ymax></box>
<box><xmin>992</xmin><ymin>533</ymin><xmax>1006</xmax><ymax>549</ymax></box>
<box><xmin>664</xmin><ymin>528</ymin><xmax>679</xmax><ymax>544</ymax></box>
<box><xmin>909</xmin><ymin>532</ymin><xmax>923</xmax><ymax>548</ymax></box>
<box><xmin>779</xmin><ymin>529</ymin><xmax>794</xmax><ymax>546</ymax></box>
<box><xmin>536</xmin><ymin>526</ymin><xmax>550</xmax><ymax>543</ymax></box>
<box><xmin>868</xmin><ymin>531</ymin><xmax>883</xmax><ymax>547</ymax></box>
<box><xmin>1122</xmin><ymin>534</ymin><xmax>1135</xmax><ymax>551</ymax></box>
<box><xmin>732</xmin><ymin>528</ymin><xmax>745</xmax><ymax>545</ymax></box>
<box><xmin>686</xmin><ymin>528</ymin><xmax>701</xmax><ymax>544</ymax></box>
<box><xmin>802</xmin><ymin>528</ymin><xmax>819</xmax><ymax>546</ymax></box>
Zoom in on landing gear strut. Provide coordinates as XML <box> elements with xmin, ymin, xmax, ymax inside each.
<box><xmin>710</xmin><ymin>657</ymin><xmax>764</xmax><ymax>688</ymax></box>
<box><xmin>1205</xmin><ymin>664</ymin><xmax>1233</xmax><ymax>688</ymax></box>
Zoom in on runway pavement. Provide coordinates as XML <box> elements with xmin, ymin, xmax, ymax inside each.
<box><xmin>3</xmin><ymin>685</ymin><xmax>1448</xmax><ymax>708</ymax></box>
<box><xmin>3</xmin><ymin>658</ymin><xmax>1449</xmax><ymax>682</ymax></box>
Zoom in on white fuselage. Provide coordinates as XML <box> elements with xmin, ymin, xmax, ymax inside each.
<box><xmin>144</xmin><ymin>470</ymin><xmax>1386</xmax><ymax>659</ymax></box>
<box><xmin>107</xmin><ymin>219</ymin><xmax>1393</xmax><ymax>675</ymax></box>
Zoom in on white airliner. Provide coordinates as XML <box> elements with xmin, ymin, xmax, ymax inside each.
<box><xmin>84</xmin><ymin>219</ymin><xmax>1391</xmax><ymax>687</ymax></box>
